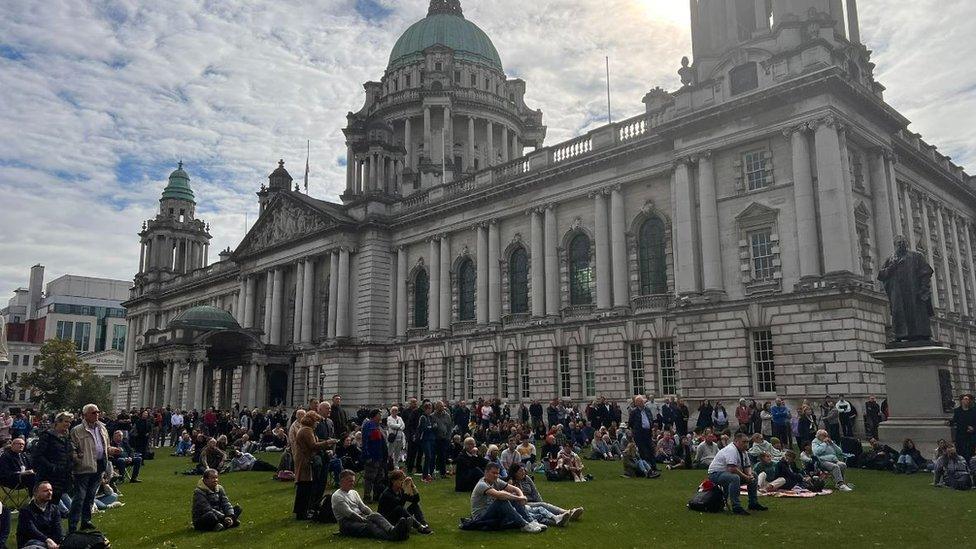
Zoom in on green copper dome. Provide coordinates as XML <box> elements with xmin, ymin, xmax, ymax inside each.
<box><xmin>388</xmin><ymin>5</ymin><xmax>502</xmax><ymax>72</ymax></box>
<box><xmin>161</xmin><ymin>161</ymin><xmax>195</xmax><ymax>203</ymax></box>
<box><xmin>170</xmin><ymin>305</ymin><xmax>240</xmax><ymax>331</ymax></box>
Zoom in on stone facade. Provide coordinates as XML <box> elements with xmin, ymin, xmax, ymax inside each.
<box><xmin>117</xmin><ymin>1</ymin><xmax>975</xmax><ymax>430</ymax></box>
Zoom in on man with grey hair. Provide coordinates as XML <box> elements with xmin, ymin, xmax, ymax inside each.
<box><xmin>68</xmin><ymin>403</ymin><xmax>119</xmax><ymax>534</ymax></box>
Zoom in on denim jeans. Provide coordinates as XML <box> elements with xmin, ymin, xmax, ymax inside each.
<box><xmin>69</xmin><ymin>472</ymin><xmax>102</xmax><ymax>531</ymax></box>
<box><xmin>708</xmin><ymin>471</ymin><xmax>758</xmax><ymax>511</ymax></box>
<box><xmin>421</xmin><ymin>439</ymin><xmax>435</xmax><ymax>477</ymax></box>
<box><xmin>469</xmin><ymin>499</ymin><xmax>531</xmax><ymax>530</ymax></box>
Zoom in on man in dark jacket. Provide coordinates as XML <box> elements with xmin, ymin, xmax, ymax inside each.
<box><xmin>0</xmin><ymin>437</ymin><xmax>36</xmax><ymax>546</ymax></box>
<box><xmin>17</xmin><ymin>481</ymin><xmax>63</xmax><ymax>549</ymax></box>
<box><xmin>111</xmin><ymin>430</ymin><xmax>143</xmax><ymax>482</ymax></box>
<box><xmin>401</xmin><ymin>398</ymin><xmax>421</xmax><ymax>475</ymax></box>
<box><xmin>627</xmin><ymin>396</ymin><xmax>660</xmax><ymax>477</ymax></box>
<box><xmin>331</xmin><ymin>394</ymin><xmax>349</xmax><ymax>441</ymax></box>
<box><xmin>30</xmin><ymin>413</ymin><xmax>74</xmax><ymax>506</ymax></box>
<box><xmin>452</xmin><ymin>400</ymin><xmax>471</xmax><ymax>436</ymax></box>
<box><xmin>432</xmin><ymin>402</ymin><xmax>453</xmax><ymax>478</ymax></box>
<box><xmin>953</xmin><ymin>394</ymin><xmax>976</xmax><ymax>461</ymax></box>
<box><xmin>378</xmin><ymin>470</ymin><xmax>432</xmax><ymax>534</ymax></box>
<box><xmin>192</xmin><ymin>469</ymin><xmax>242</xmax><ymax>531</ymax></box>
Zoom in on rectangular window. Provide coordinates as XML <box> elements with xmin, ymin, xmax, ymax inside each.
<box><xmin>470</xmin><ymin>74</ymin><xmax>477</xmax><ymax>86</ymax></box>
<box><xmin>752</xmin><ymin>330</ymin><xmax>776</xmax><ymax>393</ymax></box>
<box><xmin>518</xmin><ymin>351</ymin><xmax>530</xmax><ymax>400</ymax></box>
<box><xmin>454</xmin><ymin>70</ymin><xmax>461</xmax><ymax>83</ymax></box>
<box><xmin>73</xmin><ymin>322</ymin><xmax>91</xmax><ymax>351</ymax></box>
<box><xmin>56</xmin><ymin>321</ymin><xmax>74</xmax><ymax>341</ymax></box>
<box><xmin>629</xmin><ymin>344</ymin><xmax>645</xmax><ymax>396</ymax></box>
<box><xmin>445</xmin><ymin>357</ymin><xmax>454</xmax><ymax>400</ymax></box>
<box><xmin>434</xmin><ymin>62</ymin><xmax>442</xmax><ymax>71</ymax></box>
<box><xmin>658</xmin><ymin>340</ymin><xmax>677</xmax><ymax>395</ymax></box>
<box><xmin>464</xmin><ymin>356</ymin><xmax>474</xmax><ymax>401</ymax></box>
<box><xmin>406</xmin><ymin>74</ymin><xmax>412</xmax><ymax>87</ymax></box>
<box><xmin>749</xmin><ymin>229</ymin><xmax>775</xmax><ymax>281</ymax></box>
<box><xmin>111</xmin><ymin>324</ymin><xmax>127</xmax><ymax>351</ymax></box>
<box><xmin>11</xmin><ymin>355</ymin><xmax>18</xmax><ymax>367</ymax></box>
<box><xmin>33</xmin><ymin>356</ymin><xmax>39</xmax><ymax>366</ymax></box>
<box><xmin>418</xmin><ymin>360</ymin><xmax>426</xmax><ymax>401</ymax></box>
<box><xmin>497</xmin><ymin>352</ymin><xmax>509</xmax><ymax>399</ymax></box>
<box><xmin>399</xmin><ymin>362</ymin><xmax>408</xmax><ymax>403</ymax></box>
<box><xmin>557</xmin><ymin>349</ymin><xmax>571</xmax><ymax>398</ymax></box>
<box><xmin>581</xmin><ymin>346</ymin><xmax>595</xmax><ymax>398</ymax></box>
<box><xmin>743</xmin><ymin>151</ymin><xmax>771</xmax><ymax>190</ymax></box>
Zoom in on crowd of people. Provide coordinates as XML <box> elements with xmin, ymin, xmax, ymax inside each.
<box><xmin>0</xmin><ymin>389</ymin><xmax>972</xmax><ymax>545</ymax></box>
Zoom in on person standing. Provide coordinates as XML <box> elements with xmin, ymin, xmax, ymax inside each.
<box><xmin>68</xmin><ymin>404</ymin><xmax>120</xmax><ymax>534</ymax></box>
<box><xmin>417</xmin><ymin>403</ymin><xmax>436</xmax><ymax>483</ymax></box>
<box><xmin>386</xmin><ymin>406</ymin><xmax>406</xmax><ymax>467</ymax></box>
<box><xmin>292</xmin><ymin>411</ymin><xmax>332</xmax><ymax>520</ymax></box>
<box><xmin>31</xmin><ymin>412</ymin><xmax>74</xmax><ymax>511</ymax></box>
<box><xmin>432</xmin><ymin>402</ymin><xmax>452</xmax><ymax>478</ymax></box>
<box><xmin>835</xmin><ymin>395</ymin><xmax>856</xmax><ymax>438</ymax></box>
<box><xmin>170</xmin><ymin>409</ymin><xmax>184</xmax><ymax>446</ymax></box>
<box><xmin>864</xmin><ymin>396</ymin><xmax>883</xmax><ymax>439</ymax></box>
<box><xmin>627</xmin><ymin>396</ymin><xmax>660</xmax><ymax>478</ymax></box>
<box><xmin>770</xmin><ymin>398</ymin><xmax>792</xmax><ymax>447</ymax></box>
<box><xmin>361</xmin><ymin>409</ymin><xmax>389</xmax><ymax>504</ymax></box>
<box><xmin>452</xmin><ymin>400</ymin><xmax>471</xmax><ymax>436</ymax></box>
<box><xmin>331</xmin><ymin>395</ymin><xmax>349</xmax><ymax>441</ymax></box>
<box><xmin>952</xmin><ymin>394</ymin><xmax>976</xmax><ymax>461</ymax></box>
<box><xmin>401</xmin><ymin>398</ymin><xmax>421</xmax><ymax>475</ymax></box>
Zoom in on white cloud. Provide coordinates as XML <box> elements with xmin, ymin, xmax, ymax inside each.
<box><xmin>0</xmin><ymin>0</ymin><xmax>973</xmax><ymax>296</ymax></box>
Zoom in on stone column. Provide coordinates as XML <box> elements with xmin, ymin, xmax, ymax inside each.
<box><xmin>488</xmin><ymin>220</ymin><xmax>501</xmax><ymax>323</ymax></box>
<box><xmin>301</xmin><ymin>258</ymin><xmax>314</xmax><ymax>342</ymax></box>
<box><xmin>935</xmin><ymin>205</ymin><xmax>955</xmax><ymax>313</ymax></box>
<box><xmin>814</xmin><ymin>117</ymin><xmax>857</xmax><ymax>274</ymax></box>
<box><xmin>424</xmin><ymin>106</ymin><xmax>431</xmax><ymax>159</ymax></box>
<box><xmin>336</xmin><ymin>248</ymin><xmax>351</xmax><ymax>338</ymax></box>
<box><xmin>263</xmin><ymin>270</ymin><xmax>274</xmax><ymax>343</ymax></box>
<box><xmin>293</xmin><ymin>260</ymin><xmax>305</xmax><ymax>344</ymax></box>
<box><xmin>467</xmin><ymin>117</ymin><xmax>475</xmax><ymax>171</ymax></box>
<box><xmin>919</xmin><ymin>196</ymin><xmax>941</xmax><ymax>309</ymax></box>
<box><xmin>903</xmin><ymin>184</ymin><xmax>917</xmax><ymax>250</ymax></box>
<box><xmin>871</xmin><ymin>149</ymin><xmax>896</xmax><ymax>263</ymax></box>
<box><xmin>368</xmin><ymin>153</ymin><xmax>377</xmax><ymax>192</ymax></box>
<box><xmin>345</xmin><ymin>145</ymin><xmax>354</xmax><ymax>194</ymax></box>
<box><xmin>476</xmin><ymin>224</ymin><xmax>489</xmax><ymax>324</ymax></box>
<box><xmin>258</xmin><ymin>364</ymin><xmax>268</xmax><ymax>408</ymax></box>
<box><xmin>440</xmin><ymin>237</ymin><xmax>451</xmax><ymax>325</ymax></box>
<box><xmin>846</xmin><ymin>0</ymin><xmax>861</xmax><ymax>44</ymax></box>
<box><xmin>162</xmin><ymin>362</ymin><xmax>173</xmax><ymax>409</ymax></box>
<box><xmin>194</xmin><ymin>361</ymin><xmax>205</xmax><ymax>411</ymax></box>
<box><xmin>673</xmin><ymin>158</ymin><xmax>699</xmax><ymax>294</ymax></box>
<box><xmin>244</xmin><ymin>276</ymin><xmax>256</xmax><ymax>328</ymax></box>
<box><xmin>138</xmin><ymin>366</ymin><xmax>148</xmax><ymax>408</ymax></box>
<box><xmin>404</xmin><ymin>117</ymin><xmax>413</xmax><ymax>170</ymax></box>
<box><xmin>270</xmin><ymin>268</ymin><xmax>284</xmax><ymax>345</ymax></box>
<box><xmin>396</xmin><ymin>247</ymin><xmax>408</xmax><ymax>337</ymax></box>
<box><xmin>755</xmin><ymin>0</ymin><xmax>768</xmax><ymax>29</ymax></box>
<box><xmin>610</xmin><ymin>186</ymin><xmax>630</xmax><ymax>306</ymax></box>
<box><xmin>379</xmin><ymin>154</ymin><xmax>387</xmax><ymax>193</ymax></box>
<box><xmin>328</xmin><ymin>251</ymin><xmax>339</xmax><ymax>339</ymax></box>
<box><xmin>429</xmin><ymin>238</ymin><xmax>441</xmax><ymax>330</ymax></box>
<box><xmin>513</xmin><ymin>134</ymin><xmax>520</xmax><ymax>159</ymax></box>
<box><xmin>530</xmin><ymin>209</ymin><xmax>545</xmax><ymax>316</ymax></box>
<box><xmin>501</xmin><ymin>126</ymin><xmax>509</xmax><ymax>163</ymax></box>
<box><xmin>544</xmin><ymin>205</ymin><xmax>559</xmax><ymax>315</ymax></box>
<box><xmin>950</xmin><ymin>212</ymin><xmax>970</xmax><ymax>316</ymax></box>
<box><xmin>355</xmin><ymin>157</ymin><xmax>363</xmax><ymax>193</ymax></box>
<box><xmin>696</xmin><ymin>153</ymin><xmax>723</xmax><ymax>294</ymax></box>
<box><xmin>248</xmin><ymin>361</ymin><xmax>259</xmax><ymax>407</ymax></box>
<box><xmin>789</xmin><ymin>125</ymin><xmax>820</xmax><ymax>278</ymax></box>
<box><xmin>170</xmin><ymin>361</ymin><xmax>181</xmax><ymax>408</ymax></box>
<box><xmin>236</xmin><ymin>278</ymin><xmax>247</xmax><ymax>324</ymax></box>
<box><xmin>594</xmin><ymin>190</ymin><xmax>612</xmax><ymax>309</ymax></box>
<box><xmin>444</xmin><ymin>106</ymin><xmax>453</xmax><ymax>162</ymax></box>
<box><xmin>486</xmin><ymin>120</ymin><xmax>494</xmax><ymax>167</ymax></box>
<box><xmin>138</xmin><ymin>242</ymin><xmax>145</xmax><ymax>273</ymax></box>
<box><xmin>964</xmin><ymin>220</ymin><xmax>976</xmax><ymax>317</ymax></box>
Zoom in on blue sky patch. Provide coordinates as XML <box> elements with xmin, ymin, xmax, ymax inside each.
<box><xmin>355</xmin><ymin>0</ymin><xmax>392</xmax><ymax>22</ymax></box>
<box><xmin>0</xmin><ymin>44</ymin><xmax>25</xmax><ymax>61</ymax></box>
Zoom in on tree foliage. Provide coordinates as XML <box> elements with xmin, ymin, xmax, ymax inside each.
<box><xmin>19</xmin><ymin>339</ymin><xmax>112</xmax><ymax>412</ymax></box>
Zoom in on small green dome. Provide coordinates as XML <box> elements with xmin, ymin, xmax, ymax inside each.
<box><xmin>388</xmin><ymin>6</ymin><xmax>502</xmax><ymax>72</ymax></box>
<box><xmin>161</xmin><ymin>161</ymin><xmax>195</xmax><ymax>203</ymax></box>
<box><xmin>170</xmin><ymin>305</ymin><xmax>240</xmax><ymax>331</ymax></box>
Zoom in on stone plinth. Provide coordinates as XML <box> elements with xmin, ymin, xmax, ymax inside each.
<box><xmin>872</xmin><ymin>346</ymin><xmax>956</xmax><ymax>453</ymax></box>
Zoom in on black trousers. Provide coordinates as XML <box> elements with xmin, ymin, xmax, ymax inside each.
<box><xmin>294</xmin><ymin>481</ymin><xmax>318</xmax><ymax>519</ymax></box>
<box><xmin>194</xmin><ymin>505</ymin><xmax>242</xmax><ymax>531</ymax></box>
<box><xmin>405</xmin><ymin>436</ymin><xmax>419</xmax><ymax>473</ymax></box>
<box><xmin>338</xmin><ymin>515</ymin><xmax>402</xmax><ymax>541</ymax></box>
<box><xmin>386</xmin><ymin>501</ymin><xmax>427</xmax><ymax>527</ymax></box>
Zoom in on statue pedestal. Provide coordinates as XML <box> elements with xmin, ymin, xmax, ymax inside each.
<box><xmin>872</xmin><ymin>346</ymin><xmax>956</xmax><ymax>454</ymax></box>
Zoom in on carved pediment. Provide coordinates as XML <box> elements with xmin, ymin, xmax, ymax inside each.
<box><xmin>735</xmin><ymin>202</ymin><xmax>779</xmax><ymax>225</ymax></box>
<box><xmin>235</xmin><ymin>195</ymin><xmax>335</xmax><ymax>257</ymax></box>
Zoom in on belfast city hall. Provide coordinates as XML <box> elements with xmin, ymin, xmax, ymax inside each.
<box><xmin>116</xmin><ymin>0</ymin><xmax>976</xmax><ymax>430</ymax></box>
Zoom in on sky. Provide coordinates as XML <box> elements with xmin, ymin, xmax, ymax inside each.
<box><xmin>0</xmin><ymin>0</ymin><xmax>974</xmax><ymax>299</ymax></box>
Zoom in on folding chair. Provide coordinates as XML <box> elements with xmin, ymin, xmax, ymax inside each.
<box><xmin>0</xmin><ymin>478</ymin><xmax>32</xmax><ymax>514</ymax></box>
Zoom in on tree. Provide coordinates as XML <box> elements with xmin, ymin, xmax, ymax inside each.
<box><xmin>20</xmin><ymin>339</ymin><xmax>112</xmax><ymax>412</ymax></box>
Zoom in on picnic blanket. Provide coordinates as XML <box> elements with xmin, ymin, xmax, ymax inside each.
<box><xmin>741</xmin><ymin>487</ymin><xmax>833</xmax><ymax>497</ymax></box>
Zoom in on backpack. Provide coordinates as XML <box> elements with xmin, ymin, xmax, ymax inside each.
<box><xmin>312</xmin><ymin>491</ymin><xmax>337</xmax><ymax>523</ymax></box>
<box><xmin>947</xmin><ymin>471</ymin><xmax>973</xmax><ymax>491</ymax></box>
<box><xmin>61</xmin><ymin>530</ymin><xmax>110</xmax><ymax>549</ymax></box>
<box><xmin>687</xmin><ymin>481</ymin><xmax>726</xmax><ymax>513</ymax></box>
<box><xmin>807</xmin><ymin>476</ymin><xmax>826</xmax><ymax>492</ymax></box>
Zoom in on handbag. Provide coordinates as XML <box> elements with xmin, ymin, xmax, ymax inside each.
<box><xmin>61</xmin><ymin>530</ymin><xmax>110</xmax><ymax>549</ymax></box>
<box><xmin>387</xmin><ymin>429</ymin><xmax>398</xmax><ymax>444</ymax></box>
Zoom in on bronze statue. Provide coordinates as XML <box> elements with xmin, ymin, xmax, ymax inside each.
<box><xmin>877</xmin><ymin>235</ymin><xmax>935</xmax><ymax>344</ymax></box>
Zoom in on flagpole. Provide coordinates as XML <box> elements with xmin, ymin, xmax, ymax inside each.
<box><xmin>606</xmin><ymin>56</ymin><xmax>612</xmax><ymax>124</ymax></box>
<box><xmin>304</xmin><ymin>140</ymin><xmax>310</xmax><ymax>193</ymax></box>
<box><xmin>442</xmin><ymin>129</ymin><xmax>446</xmax><ymax>185</ymax></box>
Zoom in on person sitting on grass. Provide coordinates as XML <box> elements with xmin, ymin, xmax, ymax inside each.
<box><xmin>895</xmin><ymin>439</ymin><xmax>926</xmax><ymax>474</ymax></box>
<box><xmin>773</xmin><ymin>449</ymin><xmax>811</xmax><ymax>490</ymax></box>
<box><xmin>191</xmin><ymin>468</ymin><xmax>242</xmax><ymax>532</ymax></box>
<box><xmin>694</xmin><ymin>434</ymin><xmax>719</xmax><ymax>469</ymax></box>
<box><xmin>378</xmin><ymin>470</ymin><xmax>433</xmax><ymax>535</ymax></box>
<box><xmin>621</xmin><ymin>441</ymin><xmax>659</xmax><ymax>478</ymax></box>
<box><xmin>556</xmin><ymin>442</ymin><xmax>586</xmax><ymax>482</ymax></box>
<box><xmin>200</xmin><ymin>438</ymin><xmax>227</xmax><ymax>473</ymax></box>
<box><xmin>654</xmin><ymin>430</ymin><xmax>677</xmax><ymax>464</ymax></box>
<box><xmin>755</xmin><ymin>452</ymin><xmax>785</xmax><ymax>493</ymax></box>
<box><xmin>455</xmin><ymin>437</ymin><xmax>489</xmax><ymax>493</ymax></box>
<box><xmin>706</xmin><ymin>432</ymin><xmax>768</xmax><ymax>516</ymax></box>
<box><xmin>747</xmin><ymin>433</ymin><xmax>783</xmax><ymax>463</ymax></box>
<box><xmin>486</xmin><ymin>445</ymin><xmax>507</xmax><ymax>480</ymax></box>
<box><xmin>590</xmin><ymin>434</ymin><xmax>613</xmax><ymax>460</ymax></box>
<box><xmin>799</xmin><ymin>442</ymin><xmax>817</xmax><ymax>474</ymax></box>
<box><xmin>509</xmin><ymin>463</ymin><xmax>581</xmax><ymax>527</ymax></box>
<box><xmin>332</xmin><ymin>469</ymin><xmax>410</xmax><ymax>541</ymax></box>
<box><xmin>17</xmin><ymin>481</ymin><xmax>63</xmax><ymax>549</ymax></box>
<box><xmin>516</xmin><ymin>437</ymin><xmax>537</xmax><ymax>466</ymax></box>
<box><xmin>933</xmin><ymin>444</ymin><xmax>972</xmax><ymax>490</ymax></box>
<box><xmin>462</xmin><ymin>463</ymin><xmax>546</xmax><ymax>533</ymax></box>
<box><xmin>174</xmin><ymin>433</ymin><xmax>193</xmax><ymax>457</ymax></box>
<box><xmin>863</xmin><ymin>438</ymin><xmax>897</xmax><ymax>471</ymax></box>
<box><xmin>500</xmin><ymin>438</ymin><xmax>521</xmax><ymax>471</ymax></box>
<box><xmin>812</xmin><ymin>430</ymin><xmax>853</xmax><ymax>491</ymax></box>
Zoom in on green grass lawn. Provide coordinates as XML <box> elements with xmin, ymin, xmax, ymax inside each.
<box><xmin>42</xmin><ymin>453</ymin><xmax>974</xmax><ymax>548</ymax></box>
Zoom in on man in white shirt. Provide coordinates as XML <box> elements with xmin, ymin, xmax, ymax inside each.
<box><xmin>331</xmin><ymin>470</ymin><xmax>410</xmax><ymax>541</ymax></box>
<box><xmin>706</xmin><ymin>432</ymin><xmax>767</xmax><ymax>515</ymax></box>
<box><xmin>170</xmin><ymin>411</ymin><xmax>184</xmax><ymax>446</ymax></box>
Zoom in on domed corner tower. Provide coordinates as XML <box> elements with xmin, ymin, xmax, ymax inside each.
<box><xmin>340</xmin><ymin>0</ymin><xmax>546</xmax><ymax>203</ymax></box>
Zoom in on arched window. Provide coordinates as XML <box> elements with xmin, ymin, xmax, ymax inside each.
<box><xmin>509</xmin><ymin>247</ymin><xmax>529</xmax><ymax>314</ymax></box>
<box><xmin>639</xmin><ymin>216</ymin><xmax>668</xmax><ymax>295</ymax></box>
<box><xmin>458</xmin><ymin>259</ymin><xmax>476</xmax><ymax>321</ymax></box>
<box><xmin>414</xmin><ymin>270</ymin><xmax>429</xmax><ymax>328</ymax></box>
<box><xmin>569</xmin><ymin>234</ymin><xmax>593</xmax><ymax>305</ymax></box>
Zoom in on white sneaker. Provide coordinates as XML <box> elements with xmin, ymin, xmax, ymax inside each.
<box><xmin>555</xmin><ymin>512</ymin><xmax>570</xmax><ymax>527</ymax></box>
<box><xmin>839</xmin><ymin>484</ymin><xmax>853</xmax><ymax>492</ymax></box>
<box><xmin>570</xmin><ymin>507</ymin><xmax>584</xmax><ymax>520</ymax></box>
<box><xmin>521</xmin><ymin>522</ymin><xmax>544</xmax><ymax>533</ymax></box>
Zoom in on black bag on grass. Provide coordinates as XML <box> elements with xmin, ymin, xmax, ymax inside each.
<box><xmin>312</xmin><ymin>491</ymin><xmax>337</xmax><ymax>523</ymax></box>
<box><xmin>687</xmin><ymin>484</ymin><xmax>725</xmax><ymax>513</ymax></box>
<box><xmin>61</xmin><ymin>530</ymin><xmax>110</xmax><ymax>549</ymax></box>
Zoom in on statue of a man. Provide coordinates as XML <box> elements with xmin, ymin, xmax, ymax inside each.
<box><xmin>0</xmin><ymin>317</ymin><xmax>8</xmax><ymax>364</ymax></box>
<box><xmin>877</xmin><ymin>235</ymin><xmax>935</xmax><ymax>343</ymax></box>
